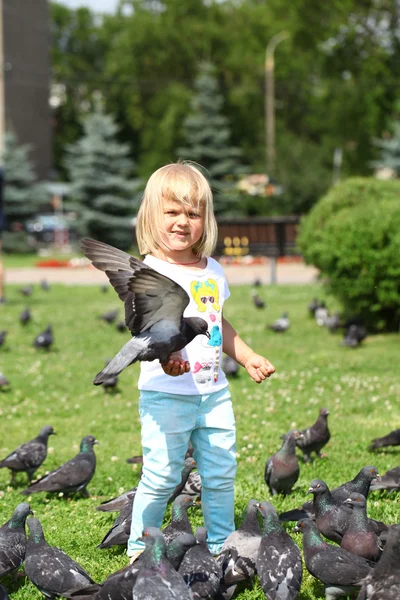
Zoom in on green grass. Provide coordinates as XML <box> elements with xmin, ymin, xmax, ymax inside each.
<box><xmin>0</xmin><ymin>282</ymin><xmax>399</xmax><ymax>599</ymax></box>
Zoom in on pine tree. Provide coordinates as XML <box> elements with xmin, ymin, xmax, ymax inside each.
<box><xmin>178</xmin><ymin>62</ymin><xmax>246</xmax><ymax>215</ymax></box>
<box><xmin>2</xmin><ymin>132</ymin><xmax>45</xmax><ymax>226</ymax></box>
<box><xmin>66</xmin><ymin>110</ymin><xmax>141</xmax><ymax>250</ymax></box>
<box><xmin>370</xmin><ymin>120</ymin><xmax>400</xmax><ymax>177</ymax></box>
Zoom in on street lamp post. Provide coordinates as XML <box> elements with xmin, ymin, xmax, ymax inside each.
<box><xmin>265</xmin><ymin>31</ymin><xmax>288</xmax><ymax>177</ymax></box>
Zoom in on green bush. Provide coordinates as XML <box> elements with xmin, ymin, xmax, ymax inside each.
<box><xmin>297</xmin><ymin>177</ymin><xmax>400</xmax><ymax>331</ymax></box>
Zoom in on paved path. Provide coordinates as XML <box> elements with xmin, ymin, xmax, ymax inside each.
<box><xmin>4</xmin><ymin>261</ymin><xmax>319</xmax><ymax>286</ymax></box>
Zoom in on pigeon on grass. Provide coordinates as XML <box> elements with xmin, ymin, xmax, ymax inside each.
<box><xmin>33</xmin><ymin>324</ymin><xmax>53</xmax><ymax>350</ymax></box>
<box><xmin>294</xmin><ymin>518</ymin><xmax>371</xmax><ymax>600</ymax></box>
<box><xmin>265</xmin><ymin>430</ymin><xmax>304</xmax><ymax>496</ymax></box>
<box><xmin>356</xmin><ymin>524</ymin><xmax>400</xmax><ymax>600</ymax></box>
<box><xmin>162</xmin><ymin>494</ymin><xmax>199</xmax><ymax>545</ymax></box>
<box><xmin>25</xmin><ymin>517</ymin><xmax>96</xmax><ymax>599</ymax></box>
<box><xmin>98</xmin><ymin>308</ymin><xmax>119</xmax><ymax>324</ymax></box>
<box><xmin>0</xmin><ymin>372</ymin><xmax>10</xmax><ymax>390</ymax></box>
<box><xmin>279</xmin><ymin>466</ymin><xmax>380</xmax><ymax>522</ymax></box>
<box><xmin>19</xmin><ymin>307</ymin><xmax>31</xmax><ymax>325</ymax></box>
<box><xmin>370</xmin><ymin>466</ymin><xmax>400</xmax><ymax>492</ymax></box>
<box><xmin>268</xmin><ymin>312</ymin><xmax>290</xmax><ymax>333</ymax></box>
<box><xmin>341</xmin><ymin>493</ymin><xmax>381</xmax><ymax>562</ymax></box>
<box><xmin>307</xmin><ymin>479</ymin><xmax>353</xmax><ymax>544</ymax></box>
<box><xmin>222</xmin><ymin>356</ymin><xmax>239</xmax><ymax>378</ymax></box>
<box><xmin>21</xmin><ymin>435</ymin><xmax>98</xmax><ymax>498</ymax></box>
<box><xmin>0</xmin><ymin>330</ymin><xmax>7</xmax><ymax>347</ymax></box>
<box><xmin>256</xmin><ymin>501</ymin><xmax>302</xmax><ymax>600</ymax></box>
<box><xmin>81</xmin><ymin>238</ymin><xmax>210</xmax><ymax>384</ymax></box>
<box><xmin>369</xmin><ymin>428</ymin><xmax>400</xmax><ymax>450</ymax></box>
<box><xmin>0</xmin><ymin>503</ymin><xmax>33</xmax><ymax>577</ymax></box>
<box><xmin>0</xmin><ymin>425</ymin><xmax>55</xmax><ymax>484</ymax></box>
<box><xmin>342</xmin><ymin>324</ymin><xmax>367</xmax><ymax>347</ymax></box>
<box><xmin>19</xmin><ymin>285</ymin><xmax>33</xmax><ymax>297</ymax></box>
<box><xmin>252</xmin><ymin>291</ymin><xmax>265</xmax><ymax>309</ymax></box>
<box><xmin>178</xmin><ymin>527</ymin><xmax>222</xmax><ymax>599</ymax></box>
<box><xmin>294</xmin><ymin>407</ymin><xmax>330</xmax><ymax>463</ymax></box>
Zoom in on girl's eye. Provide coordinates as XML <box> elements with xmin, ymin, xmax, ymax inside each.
<box><xmin>189</xmin><ymin>212</ymin><xmax>201</xmax><ymax>218</ymax></box>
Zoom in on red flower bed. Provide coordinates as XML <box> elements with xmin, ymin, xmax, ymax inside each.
<box><xmin>35</xmin><ymin>259</ymin><xmax>69</xmax><ymax>268</ymax></box>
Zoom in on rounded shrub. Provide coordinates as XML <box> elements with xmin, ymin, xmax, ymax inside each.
<box><xmin>297</xmin><ymin>178</ymin><xmax>400</xmax><ymax>331</ymax></box>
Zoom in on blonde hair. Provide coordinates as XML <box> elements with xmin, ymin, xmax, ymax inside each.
<box><xmin>136</xmin><ymin>161</ymin><xmax>218</xmax><ymax>257</ymax></box>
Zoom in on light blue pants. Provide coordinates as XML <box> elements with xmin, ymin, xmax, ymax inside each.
<box><xmin>127</xmin><ymin>386</ymin><xmax>237</xmax><ymax>555</ymax></box>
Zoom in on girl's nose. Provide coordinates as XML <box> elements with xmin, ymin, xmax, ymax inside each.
<box><xmin>177</xmin><ymin>212</ymin><xmax>189</xmax><ymax>225</ymax></box>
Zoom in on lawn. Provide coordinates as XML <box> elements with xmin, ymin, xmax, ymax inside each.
<box><xmin>0</xmin><ymin>281</ymin><xmax>399</xmax><ymax>599</ymax></box>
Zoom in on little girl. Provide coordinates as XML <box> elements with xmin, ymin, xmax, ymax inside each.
<box><xmin>128</xmin><ymin>161</ymin><xmax>275</xmax><ymax>559</ymax></box>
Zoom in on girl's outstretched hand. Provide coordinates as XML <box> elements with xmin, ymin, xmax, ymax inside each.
<box><xmin>244</xmin><ymin>353</ymin><xmax>275</xmax><ymax>384</ymax></box>
<box><xmin>161</xmin><ymin>352</ymin><xmax>190</xmax><ymax>377</ymax></box>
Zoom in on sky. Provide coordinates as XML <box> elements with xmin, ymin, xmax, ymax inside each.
<box><xmin>57</xmin><ymin>0</ymin><xmax>119</xmax><ymax>13</ymax></box>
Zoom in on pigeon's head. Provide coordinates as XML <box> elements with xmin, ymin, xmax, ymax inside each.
<box><xmin>319</xmin><ymin>408</ymin><xmax>330</xmax><ymax>417</ymax></box>
<box><xmin>293</xmin><ymin>518</ymin><xmax>315</xmax><ymax>534</ymax></box>
<box><xmin>195</xmin><ymin>527</ymin><xmax>208</xmax><ymax>544</ymax></box>
<box><xmin>10</xmin><ymin>503</ymin><xmax>34</xmax><ymax>528</ymax></box>
<box><xmin>256</xmin><ymin>500</ymin><xmax>277</xmax><ymax>520</ymax></box>
<box><xmin>80</xmin><ymin>435</ymin><xmax>99</xmax><ymax>452</ymax></box>
<box><xmin>360</xmin><ymin>466</ymin><xmax>380</xmax><ymax>482</ymax></box>
<box><xmin>307</xmin><ymin>479</ymin><xmax>328</xmax><ymax>495</ymax></box>
<box><xmin>343</xmin><ymin>493</ymin><xmax>366</xmax><ymax>509</ymax></box>
<box><xmin>140</xmin><ymin>526</ymin><xmax>164</xmax><ymax>546</ymax></box>
<box><xmin>182</xmin><ymin>457</ymin><xmax>197</xmax><ymax>471</ymax></box>
<box><xmin>185</xmin><ymin>317</ymin><xmax>210</xmax><ymax>338</ymax></box>
<box><xmin>39</xmin><ymin>425</ymin><xmax>56</xmax><ymax>438</ymax></box>
<box><xmin>27</xmin><ymin>517</ymin><xmax>45</xmax><ymax>544</ymax></box>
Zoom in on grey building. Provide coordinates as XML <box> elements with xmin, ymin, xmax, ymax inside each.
<box><xmin>0</xmin><ymin>0</ymin><xmax>51</xmax><ymax>179</ymax></box>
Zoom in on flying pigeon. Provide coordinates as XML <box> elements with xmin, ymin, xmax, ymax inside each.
<box><xmin>295</xmin><ymin>407</ymin><xmax>330</xmax><ymax>463</ymax></box>
<box><xmin>19</xmin><ymin>307</ymin><xmax>32</xmax><ymax>325</ymax></box>
<box><xmin>256</xmin><ymin>501</ymin><xmax>302</xmax><ymax>600</ymax></box>
<box><xmin>341</xmin><ymin>493</ymin><xmax>381</xmax><ymax>562</ymax></box>
<box><xmin>294</xmin><ymin>518</ymin><xmax>371</xmax><ymax>600</ymax></box>
<box><xmin>252</xmin><ymin>291</ymin><xmax>265</xmax><ymax>309</ymax></box>
<box><xmin>19</xmin><ymin>285</ymin><xmax>33</xmax><ymax>297</ymax></box>
<box><xmin>217</xmin><ymin>499</ymin><xmax>262</xmax><ymax>588</ymax></box>
<box><xmin>25</xmin><ymin>517</ymin><xmax>96</xmax><ymax>598</ymax></box>
<box><xmin>370</xmin><ymin>466</ymin><xmax>400</xmax><ymax>492</ymax></box>
<box><xmin>369</xmin><ymin>428</ymin><xmax>400</xmax><ymax>450</ymax></box>
<box><xmin>268</xmin><ymin>312</ymin><xmax>290</xmax><ymax>333</ymax></box>
<box><xmin>265</xmin><ymin>430</ymin><xmax>303</xmax><ymax>496</ymax></box>
<box><xmin>0</xmin><ymin>330</ymin><xmax>7</xmax><ymax>347</ymax></box>
<box><xmin>0</xmin><ymin>425</ymin><xmax>56</xmax><ymax>484</ymax></box>
<box><xmin>98</xmin><ymin>308</ymin><xmax>119</xmax><ymax>324</ymax></box>
<box><xmin>222</xmin><ymin>355</ymin><xmax>240</xmax><ymax>378</ymax></box>
<box><xmin>356</xmin><ymin>524</ymin><xmax>400</xmax><ymax>600</ymax></box>
<box><xmin>279</xmin><ymin>466</ymin><xmax>380</xmax><ymax>522</ymax></box>
<box><xmin>21</xmin><ymin>435</ymin><xmax>98</xmax><ymax>497</ymax></box>
<box><xmin>178</xmin><ymin>527</ymin><xmax>222</xmax><ymax>599</ymax></box>
<box><xmin>342</xmin><ymin>324</ymin><xmax>367</xmax><ymax>347</ymax></box>
<box><xmin>132</xmin><ymin>528</ymin><xmax>191</xmax><ymax>600</ymax></box>
<box><xmin>0</xmin><ymin>502</ymin><xmax>33</xmax><ymax>577</ymax></box>
<box><xmin>33</xmin><ymin>324</ymin><xmax>53</xmax><ymax>350</ymax></box>
<box><xmin>81</xmin><ymin>238</ymin><xmax>210</xmax><ymax>385</ymax></box>
<box><xmin>162</xmin><ymin>494</ymin><xmax>199</xmax><ymax>545</ymax></box>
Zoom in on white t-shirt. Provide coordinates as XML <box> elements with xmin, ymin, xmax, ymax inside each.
<box><xmin>138</xmin><ymin>255</ymin><xmax>230</xmax><ymax>395</ymax></box>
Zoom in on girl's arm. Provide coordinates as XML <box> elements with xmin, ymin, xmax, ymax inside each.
<box><xmin>222</xmin><ymin>315</ymin><xmax>275</xmax><ymax>384</ymax></box>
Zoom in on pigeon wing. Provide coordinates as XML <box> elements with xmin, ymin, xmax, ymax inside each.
<box><xmin>81</xmin><ymin>238</ymin><xmax>189</xmax><ymax>334</ymax></box>
<box><xmin>23</xmin><ymin>455</ymin><xmax>93</xmax><ymax>493</ymax></box>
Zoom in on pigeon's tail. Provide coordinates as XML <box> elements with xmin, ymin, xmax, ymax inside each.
<box><xmin>93</xmin><ymin>339</ymin><xmax>141</xmax><ymax>385</ymax></box>
<box><xmin>62</xmin><ymin>584</ymin><xmax>101</xmax><ymax>599</ymax></box>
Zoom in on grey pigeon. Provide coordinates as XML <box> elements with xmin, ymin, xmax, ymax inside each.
<box><xmin>307</xmin><ymin>479</ymin><xmax>353</xmax><ymax>544</ymax></box>
<box><xmin>356</xmin><ymin>524</ymin><xmax>400</xmax><ymax>600</ymax></box>
<box><xmin>308</xmin><ymin>298</ymin><xmax>321</xmax><ymax>316</ymax></box>
<box><xmin>0</xmin><ymin>584</ymin><xmax>9</xmax><ymax>600</ymax></box>
<box><xmin>116</xmin><ymin>320</ymin><xmax>127</xmax><ymax>332</ymax></box>
<box><xmin>19</xmin><ymin>307</ymin><xmax>31</xmax><ymax>325</ymax></box>
<box><xmin>265</xmin><ymin>430</ymin><xmax>303</xmax><ymax>496</ymax></box>
<box><xmin>315</xmin><ymin>304</ymin><xmax>329</xmax><ymax>326</ymax></box>
<box><xmin>98</xmin><ymin>308</ymin><xmax>119</xmax><ymax>324</ymax></box>
<box><xmin>33</xmin><ymin>324</ymin><xmax>53</xmax><ymax>350</ymax></box>
<box><xmin>222</xmin><ymin>356</ymin><xmax>239</xmax><ymax>378</ymax></box>
<box><xmin>40</xmin><ymin>279</ymin><xmax>50</xmax><ymax>291</ymax></box>
<box><xmin>295</xmin><ymin>407</ymin><xmax>330</xmax><ymax>463</ymax></box>
<box><xmin>369</xmin><ymin>428</ymin><xmax>400</xmax><ymax>450</ymax></box>
<box><xmin>162</xmin><ymin>494</ymin><xmax>198</xmax><ymax>545</ymax></box>
<box><xmin>179</xmin><ymin>527</ymin><xmax>222</xmax><ymax>599</ymax></box>
<box><xmin>268</xmin><ymin>312</ymin><xmax>290</xmax><ymax>333</ymax></box>
<box><xmin>256</xmin><ymin>501</ymin><xmax>302</xmax><ymax>600</ymax></box>
<box><xmin>325</xmin><ymin>311</ymin><xmax>342</xmax><ymax>332</ymax></box>
<box><xmin>0</xmin><ymin>502</ymin><xmax>33</xmax><ymax>577</ymax></box>
<box><xmin>0</xmin><ymin>425</ymin><xmax>56</xmax><ymax>484</ymax></box>
<box><xmin>370</xmin><ymin>466</ymin><xmax>400</xmax><ymax>492</ymax></box>
<box><xmin>342</xmin><ymin>324</ymin><xmax>367</xmax><ymax>347</ymax></box>
<box><xmin>19</xmin><ymin>285</ymin><xmax>33</xmax><ymax>297</ymax></box>
<box><xmin>166</xmin><ymin>532</ymin><xmax>197</xmax><ymax>570</ymax></box>
<box><xmin>132</xmin><ymin>528</ymin><xmax>191</xmax><ymax>600</ymax></box>
<box><xmin>81</xmin><ymin>237</ymin><xmax>210</xmax><ymax>385</ymax></box>
<box><xmin>217</xmin><ymin>499</ymin><xmax>262</xmax><ymax>587</ymax></box>
<box><xmin>21</xmin><ymin>435</ymin><xmax>98</xmax><ymax>497</ymax></box>
<box><xmin>96</xmin><ymin>488</ymin><xmax>137</xmax><ymax>513</ymax></box>
<box><xmin>181</xmin><ymin>471</ymin><xmax>202</xmax><ymax>498</ymax></box>
<box><xmin>126</xmin><ymin>454</ymin><xmax>144</xmax><ymax>465</ymax></box>
<box><xmin>0</xmin><ymin>330</ymin><xmax>7</xmax><ymax>347</ymax></box>
<box><xmin>280</xmin><ymin>466</ymin><xmax>380</xmax><ymax>522</ymax></box>
<box><xmin>294</xmin><ymin>518</ymin><xmax>371</xmax><ymax>600</ymax></box>
<box><xmin>25</xmin><ymin>517</ymin><xmax>96</xmax><ymax>598</ymax></box>
<box><xmin>252</xmin><ymin>291</ymin><xmax>265</xmax><ymax>309</ymax></box>
<box><xmin>341</xmin><ymin>493</ymin><xmax>381</xmax><ymax>562</ymax></box>
<box><xmin>0</xmin><ymin>372</ymin><xmax>10</xmax><ymax>390</ymax></box>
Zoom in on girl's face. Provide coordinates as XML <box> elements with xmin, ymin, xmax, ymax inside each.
<box><xmin>161</xmin><ymin>198</ymin><xmax>204</xmax><ymax>255</ymax></box>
